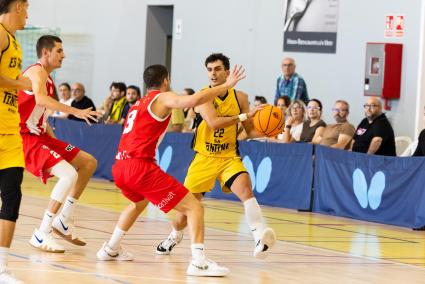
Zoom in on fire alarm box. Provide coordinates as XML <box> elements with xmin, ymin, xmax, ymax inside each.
<box><xmin>364</xmin><ymin>43</ymin><xmax>403</xmax><ymax>110</ymax></box>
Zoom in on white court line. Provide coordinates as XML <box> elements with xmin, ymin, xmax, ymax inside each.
<box><xmin>12</xmin><ymin>267</ymin><xmax>214</xmax><ymax>284</ymax></box>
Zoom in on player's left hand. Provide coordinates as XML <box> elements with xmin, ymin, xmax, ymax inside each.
<box><xmin>75</xmin><ymin>107</ymin><xmax>102</xmax><ymax>125</ymax></box>
<box><xmin>247</xmin><ymin>104</ymin><xmax>266</xmax><ymax>119</ymax></box>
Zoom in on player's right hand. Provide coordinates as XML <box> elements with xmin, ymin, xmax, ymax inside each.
<box><xmin>75</xmin><ymin>107</ymin><xmax>102</xmax><ymax>125</ymax></box>
<box><xmin>225</xmin><ymin>65</ymin><xmax>246</xmax><ymax>88</ymax></box>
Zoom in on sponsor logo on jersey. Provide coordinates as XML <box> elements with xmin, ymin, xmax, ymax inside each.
<box><xmin>157</xmin><ymin>192</ymin><xmax>176</xmax><ymax>210</ymax></box>
<box><xmin>65</xmin><ymin>145</ymin><xmax>75</xmax><ymax>152</ymax></box>
<box><xmin>205</xmin><ymin>142</ymin><xmax>229</xmax><ymax>153</ymax></box>
<box><xmin>3</xmin><ymin>92</ymin><xmax>17</xmax><ymax>107</ymax></box>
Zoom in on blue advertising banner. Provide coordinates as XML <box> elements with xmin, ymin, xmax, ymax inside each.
<box><xmin>50</xmin><ymin>118</ymin><xmax>313</xmax><ymax>210</ymax></box>
<box><xmin>313</xmin><ymin>145</ymin><xmax>425</xmax><ymax>228</ymax></box>
<box><xmin>200</xmin><ymin>141</ymin><xmax>313</xmax><ymax>210</ymax></box>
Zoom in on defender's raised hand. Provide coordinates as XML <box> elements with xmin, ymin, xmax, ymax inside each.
<box><xmin>225</xmin><ymin>65</ymin><xmax>246</xmax><ymax>88</ymax></box>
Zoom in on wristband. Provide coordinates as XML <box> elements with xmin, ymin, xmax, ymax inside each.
<box><xmin>238</xmin><ymin>113</ymin><xmax>248</xmax><ymax>122</ymax></box>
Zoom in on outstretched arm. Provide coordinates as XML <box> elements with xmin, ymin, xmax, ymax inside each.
<box><xmin>24</xmin><ymin>66</ymin><xmax>100</xmax><ymax>125</ymax></box>
<box><xmin>152</xmin><ymin>65</ymin><xmax>246</xmax><ymax>119</ymax></box>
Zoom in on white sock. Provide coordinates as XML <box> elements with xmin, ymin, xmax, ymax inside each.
<box><xmin>60</xmin><ymin>196</ymin><xmax>77</xmax><ymax>222</ymax></box>
<box><xmin>0</xmin><ymin>247</ymin><xmax>8</xmax><ymax>267</ymax></box>
<box><xmin>171</xmin><ymin>228</ymin><xmax>183</xmax><ymax>239</ymax></box>
<box><xmin>243</xmin><ymin>198</ymin><xmax>266</xmax><ymax>241</ymax></box>
<box><xmin>107</xmin><ymin>226</ymin><xmax>126</xmax><ymax>251</ymax></box>
<box><xmin>191</xmin><ymin>243</ymin><xmax>205</xmax><ymax>263</ymax></box>
<box><xmin>39</xmin><ymin>210</ymin><xmax>55</xmax><ymax>234</ymax></box>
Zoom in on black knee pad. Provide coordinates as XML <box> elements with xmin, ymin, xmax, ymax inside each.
<box><xmin>0</xmin><ymin>167</ymin><xmax>23</xmax><ymax>222</ymax></box>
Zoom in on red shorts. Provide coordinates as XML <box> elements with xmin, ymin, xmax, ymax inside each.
<box><xmin>22</xmin><ymin>133</ymin><xmax>80</xmax><ymax>183</ymax></box>
<box><xmin>112</xmin><ymin>159</ymin><xmax>188</xmax><ymax>213</ymax></box>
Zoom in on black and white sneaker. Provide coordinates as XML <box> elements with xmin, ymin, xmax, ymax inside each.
<box><xmin>156</xmin><ymin>232</ymin><xmax>183</xmax><ymax>255</ymax></box>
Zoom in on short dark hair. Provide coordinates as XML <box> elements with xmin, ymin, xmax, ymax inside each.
<box><xmin>127</xmin><ymin>85</ymin><xmax>141</xmax><ymax>96</ymax></box>
<box><xmin>308</xmin><ymin>98</ymin><xmax>323</xmax><ymax>111</ymax></box>
<box><xmin>276</xmin><ymin>95</ymin><xmax>291</xmax><ymax>107</ymax></box>
<box><xmin>59</xmin><ymin>82</ymin><xmax>71</xmax><ymax>91</ymax></box>
<box><xmin>184</xmin><ymin>88</ymin><xmax>195</xmax><ymax>96</ymax></box>
<box><xmin>254</xmin><ymin>96</ymin><xmax>267</xmax><ymax>104</ymax></box>
<box><xmin>143</xmin><ymin>65</ymin><xmax>169</xmax><ymax>89</ymax></box>
<box><xmin>110</xmin><ymin>82</ymin><xmax>127</xmax><ymax>93</ymax></box>
<box><xmin>205</xmin><ymin>53</ymin><xmax>230</xmax><ymax>70</ymax></box>
<box><xmin>0</xmin><ymin>0</ymin><xmax>26</xmax><ymax>15</ymax></box>
<box><xmin>36</xmin><ymin>35</ymin><xmax>62</xmax><ymax>58</ymax></box>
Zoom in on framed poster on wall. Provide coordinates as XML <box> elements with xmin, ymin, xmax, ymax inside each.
<box><xmin>283</xmin><ymin>0</ymin><xmax>339</xmax><ymax>53</ymax></box>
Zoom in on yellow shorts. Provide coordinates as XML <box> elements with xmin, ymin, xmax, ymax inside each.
<box><xmin>0</xmin><ymin>134</ymin><xmax>25</xmax><ymax>170</ymax></box>
<box><xmin>184</xmin><ymin>153</ymin><xmax>247</xmax><ymax>193</ymax></box>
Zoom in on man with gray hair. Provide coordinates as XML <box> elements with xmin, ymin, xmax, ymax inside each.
<box><xmin>274</xmin><ymin>57</ymin><xmax>309</xmax><ymax>104</ymax></box>
<box><xmin>351</xmin><ymin>97</ymin><xmax>396</xmax><ymax>156</ymax></box>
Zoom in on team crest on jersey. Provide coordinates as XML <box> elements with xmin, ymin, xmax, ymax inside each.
<box><xmin>3</xmin><ymin>92</ymin><xmax>17</xmax><ymax>107</ymax></box>
<box><xmin>65</xmin><ymin>145</ymin><xmax>75</xmax><ymax>152</ymax></box>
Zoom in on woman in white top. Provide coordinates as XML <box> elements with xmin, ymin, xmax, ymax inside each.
<box><xmin>281</xmin><ymin>100</ymin><xmax>306</xmax><ymax>143</ymax></box>
<box><xmin>53</xmin><ymin>82</ymin><xmax>73</xmax><ymax>118</ymax></box>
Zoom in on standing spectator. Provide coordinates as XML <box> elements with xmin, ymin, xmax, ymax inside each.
<box><xmin>312</xmin><ymin>100</ymin><xmax>355</xmax><ymax>150</ymax></box>
<box><xmin>275</xmin><ymin>57</ymin><xmax>309</xmax><ymax>104</ymax></box>
<box><xmin>300</xmin><ymin>99</ymin><xmax>326</xmax><ymax>142</ymax></box>
<box><xmin>68</xmin><ymin>82</ymin><xmax>97</xmax><ymax>123</ymax></box>
<box><xmin>120</xmin><ymin>85</ymin><xmax>141</xmax><ymax>123</ymax></box>
<box><xmin>351</xmin><ymin>97</ymin><xmax>396</xmax><ymax>156</ymax></box>
<box><xmin>53</xmin><ymin>82</ymin><xmax>73</xmax><ymax>118</ymax></box>
<box><xmin>105</xmin><ymin>82</ymin><xmax>127</xmax><ymax>124</ymax></box>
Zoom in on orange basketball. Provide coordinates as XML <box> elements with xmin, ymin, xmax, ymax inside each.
<box><xmin>253</xmin><ymin>105</ymin><xmax>285</xmax><ymax>137</ymax></box>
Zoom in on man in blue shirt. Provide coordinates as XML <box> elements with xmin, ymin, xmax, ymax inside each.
<box><xmin>275</xmin><ymin>57</ymin><xmax>309</xmax><ymax>104</ymax></box>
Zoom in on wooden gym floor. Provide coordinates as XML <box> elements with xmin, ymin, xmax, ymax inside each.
<box><xmin>7</xmin><ymin>173</ymin><xmax>425</xmax><ymax>283</ymax></box>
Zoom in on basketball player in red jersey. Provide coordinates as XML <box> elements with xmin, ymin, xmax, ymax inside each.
<box><xmin>18</xmin><ymin>35</ymin><xmax>99</xmax><ymax>253</ymax></box>
<box><xmin>96</xmin><ymin>64</ymin><xmax>245</xmax><ymax>277</ymax></box>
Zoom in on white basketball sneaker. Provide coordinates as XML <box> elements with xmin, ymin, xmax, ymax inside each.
<box><xmin>186</xmin><ymin>259</ymin><xmax>229</xmax><ymax>277</ymax></box>
<box><xmin>52</xmin><ymin>217</ymin><xmax>86</xmax><ymax>246</ymax></box>
<box><xmin>29</xmin><ymin>228</ymin><xmax>65</xmax><ymax>253</ymax></box>
<box><xmin>156</xmin><ymin>232</ymin><xmax>183</xmax><ymax>255</ymax></box>
<box><xmin>253</xmin><ymin>227</ymin><xmax>276</xmax><ymax>259</ymax></box>
<box><xmin>96</xmin><ymin>242</ymin><xmax>134</xmax><ymax>261</ymax></box>
<box><xmin>0</xmin><ymin>267</ymin><xmax>25</xmax><ymax>284</ymax></box>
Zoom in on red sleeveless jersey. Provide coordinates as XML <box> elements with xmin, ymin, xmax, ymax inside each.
<box><xmin>116</xmin><ymin>90</ymin><xmax>171</xmax><ymax>160</ymax></box>
<box><xmin>18</xmin><ymin>63</ymin><xmax>55</xmax><ymax>135</ymax></box>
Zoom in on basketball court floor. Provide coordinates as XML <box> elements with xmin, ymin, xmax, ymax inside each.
<box><xmin>9</xmin><ymin>173</ymin><xmax>425</xmax><ymax>283</ymax></box>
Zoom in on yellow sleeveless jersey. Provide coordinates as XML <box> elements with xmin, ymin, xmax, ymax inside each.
<box><xmin>0</xmin><ymin>24</ymin><xmax>22</xmax><ymax>134</ymax></box>
<box><xmin>192</xmin><ymin>87</ymin><xmax>241</xmax><ymax>158</ymax></box>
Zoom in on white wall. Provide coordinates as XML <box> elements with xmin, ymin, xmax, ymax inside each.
<box><xmin>28</xmin><ymin>0</ymin><xmax>424</xmax><ymax>138</ymax></box>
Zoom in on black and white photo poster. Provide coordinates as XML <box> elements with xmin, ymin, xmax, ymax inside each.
<box><xmin>283</xmin><ymin>0</ymin><xmax>339</xmax><ymax>53</ymax></box>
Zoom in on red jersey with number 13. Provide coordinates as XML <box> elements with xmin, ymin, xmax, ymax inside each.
<box><xmin>116</xmin><ymin>90</ymin><xmax>171</xmax><ymax>161</ymax></box>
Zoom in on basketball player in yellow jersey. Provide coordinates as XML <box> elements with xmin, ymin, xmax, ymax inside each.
<box><xmin>157</xmin><ymin>53</ymin><xmax>276</xmax><ymax>259</ymax></box>
<box><xmin>0</xmin><ymin>0</ymin><xmax>31</xmax><ymax>283</ymax></box>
